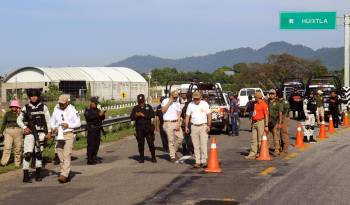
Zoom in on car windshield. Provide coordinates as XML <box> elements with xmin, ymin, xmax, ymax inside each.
<box><xmin>247</xmin><ymin>89</ymin><xmax>256</xmax><ymax>96</ymax></box>
<box><xmin>240</xmin><ymin>90</ymin><xmax>247</xmax><ymax>96</ymax></box>
<box><xmin>309</xmin><ymin>87</ymin><xmax>334</xmax><ymax>96</ymax></box>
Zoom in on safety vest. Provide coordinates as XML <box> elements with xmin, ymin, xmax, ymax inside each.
<box><xmin>23</xmin><ymin>103</ymin><xmax>48</xmax><ymax>133</ymax></box>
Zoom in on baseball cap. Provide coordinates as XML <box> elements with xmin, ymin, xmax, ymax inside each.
<box><xmin>137</xmin><ymin>94</ymin><xmax>145</xmax><ymax>103</ymax></box>
<box><xmin>58</xmin><ymin>94</ymin><xmax>70</xmax><ymax>104</ymax></box>
<box><xmin>90</xmin><ymin>96</ymin><xmax>99</xmax><ymax>104</ymax></box>
<box><xmin>255</xmin><ymin>91</ymin><xmax>263</xmax><ymax>99</ymax></box>
<box><xmin>268</xmin><ymin>89</ymin><xmax>276</xmax><ymax>94</ymax></box>
<box><xmin>193</xmin><ymin>91</ymin><xmax>201</xmax><ymax>99</ymax></box>
<box><xmin>171</xmin><ymin>90</ymin><xmax>179</xmax><ymax>98</ymax></box>
<box><xmin>317</xmin><ymin>90</ymin><xmax>323</xmax><ymax>94</ymax></box>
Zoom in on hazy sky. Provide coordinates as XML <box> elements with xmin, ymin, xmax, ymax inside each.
<box><xmin>0</xmin><ymin>0</ymin><xmax>349</xmax><ymax>73</ymax></box>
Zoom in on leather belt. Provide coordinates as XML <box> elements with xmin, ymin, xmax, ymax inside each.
<box><xmin>191</xmin><ymin>123</ymin><xmax>207</xmax><ymax>127</ymax></box>
<box><xmin>252</xmin><ymin>119</ymin><xmax>264</xmax><ymax>123</ymax></box>
<box><xmin>164</xmin><ymin>120</ymin><xmax>177</xmax><ymax>122</ymax></box>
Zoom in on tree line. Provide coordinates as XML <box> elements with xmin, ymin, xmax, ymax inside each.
<box><xmin>143</xmin><ymin>54</ymin><xmax>342</xmax><ymax>92</ymax></box>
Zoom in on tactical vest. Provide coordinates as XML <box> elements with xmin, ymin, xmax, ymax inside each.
<box><xmin>24</xmin><ymin>103</ymin><xmax>48</xmax><ymax>133</ymax></box>
<box><xmin>306</xmin><ymin>99</ymin><xmax>317</xmax><ymax>114</ymax></box>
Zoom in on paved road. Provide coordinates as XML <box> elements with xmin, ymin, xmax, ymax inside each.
<box><xmin>0</xmin><ymin>118</ymin><xmax>348</xmax><ymax>205</ymax></box>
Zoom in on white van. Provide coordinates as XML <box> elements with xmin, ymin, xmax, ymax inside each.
<box><xmin>238</xmin><ymin>88</ymin><xmax>264</xmax><ymax>113</ymax></box>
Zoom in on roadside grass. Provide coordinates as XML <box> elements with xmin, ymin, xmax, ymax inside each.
<box><xmin>0</xmin><ymin>125</ymin><xmax>135</xmax><ymax>175</ymax></box>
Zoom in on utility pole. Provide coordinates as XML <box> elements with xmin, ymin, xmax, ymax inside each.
<box><xmin>148</xmin><ymin>72</ymin><xmax>151</xmax><ymax>103</ymax></box>
<box><xmin>345</xmin><ymin>14</ymin><xmax>350</xmax><ymax>87</ymax></box>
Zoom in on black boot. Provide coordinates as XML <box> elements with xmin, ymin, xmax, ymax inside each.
<box><xmin>151</xmin><ymin>149</ymin><xmax>157</xmax><ymax>163</ymax></box>
<box><xmin>23</xmin><ymin>170</ymin><xmax>31</xmax><ymax>183</ymax></box>
<box><xmin>53</xmin><ymin>153</ymin><xmax>60</xmax><ymax>165</ymax></box>
<box><xmin>139</xmin><ymin>147</ymin><xmax>145</xmax><ymax>163</ymax></box>
<box><xmin>35</xmin><ymin>168</ymin><xmax>43</xmax><ymax>182</ymax></box>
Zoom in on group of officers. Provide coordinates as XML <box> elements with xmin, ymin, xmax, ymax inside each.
<box><xmin>131</xmin><ymin>90</ymin><xmax>211</xmax><ymax>168</ymax></box>
<box><xmin>0</xmin><ymin>86</ymin><xmax>343</xmax><ymax>182</ymax></box>
<box><xmin>245</xmin><ymin>88</ymin><xmax>342</xmax><ymax>160</ymax></box>
<box><xmin>0</xmin><ymin>89</ymin><xmax>105</xmax><ymax>183</ymax></box>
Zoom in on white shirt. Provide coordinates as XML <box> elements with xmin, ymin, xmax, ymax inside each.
<box><xmin>161</xmin><ymin>98</ymin><xmax>182</xmax><ymax>121</ymax></box>
<box><xmin>50</xmin><ymin>104</ymin><xmax>81</xmax><ymax>133</ymax></box>
<box><xmin>186</xmin><ymin>100</ymin><xmax>211</xmax><ymax>124</ymax></box>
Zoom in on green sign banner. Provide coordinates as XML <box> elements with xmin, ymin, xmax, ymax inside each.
<box><xmin>280</xmin><ymin>12</ymin><xmax>337</xmax><ymax>29</ymax></box>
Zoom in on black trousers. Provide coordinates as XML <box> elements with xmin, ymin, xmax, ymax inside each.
<box><xmin>159</xmin><ymin>124</ymin><xmax>168</xmax><ymax>152</ymax></box>
<box><xmin>181</xmin><ymin>126</ymin><xmax>194</xmax><ymax>156</ymax></box>
<box><xmin>87</xmin><ymin>128</ymin><xmax>101</xmax><ymax>162</ymax></box>
<box><xmin>330</xmin><ymin>109</ymin><xmax>340</xmax><ymax>127</ymax></box>
<box><xmin>136</xmin><ymin>129</ymin><xmax>155</xmax><ymax>158</ymax></box>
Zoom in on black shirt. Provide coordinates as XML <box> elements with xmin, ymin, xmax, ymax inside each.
<box><xmin>85</xmin><ymin>108</ymin><xmax>105</xmax><ymax>126</ymax></box>
<box><xmin>130</xmin><ymin>104</ymin><xmax>155</xmax><ymax>129</ymax></box>
<box><xmin>328</xmin><ymin>96</ymin><xmax>340</xmax><ymax>110</ymax></box>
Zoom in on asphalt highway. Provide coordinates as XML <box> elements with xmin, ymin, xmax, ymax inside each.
<box><xmin>0</xmin><ymin>118</ymin><xmax>349</xmax><ymax>205</ymax></box>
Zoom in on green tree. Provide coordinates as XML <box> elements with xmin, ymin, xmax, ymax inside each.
<box><xmin>43</xmin><ymin>84</ymin><xmax>62</xmax><ymax>102</ymax></box>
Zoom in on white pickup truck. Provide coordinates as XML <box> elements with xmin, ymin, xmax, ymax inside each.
<box><xmin>238</xmin><ymin>88</ymin><xmax>264</xmax><ymax>115</ymax></box>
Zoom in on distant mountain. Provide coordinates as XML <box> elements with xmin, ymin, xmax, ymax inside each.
<box><xmin>108</xmin><ymin>41</ymin><xmax>344</xmax><ymax>73</ymax></box>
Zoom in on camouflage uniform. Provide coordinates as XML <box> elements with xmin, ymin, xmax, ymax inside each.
<box><xmin>268</xmin><ymin>100</ymin><xmax>282</xmax><ymax>154</ymax></box>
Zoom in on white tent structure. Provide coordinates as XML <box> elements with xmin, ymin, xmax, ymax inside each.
<box><xmin>2</xmin><ymin>67</ymin><xmax>147</xmax><ymax>102</ymax></box>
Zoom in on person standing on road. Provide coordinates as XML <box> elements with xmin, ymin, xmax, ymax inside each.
<box><xmin>181</xmin><ymin>93</ymin><xmax>194</xmax><ymax>156</ymax></box>
<box><xmin>131</xmin><ymin>94</ymin><xmax>157</xmax><ymax>163</ymax></box>
<box><xmin>84</xmin><ymin>97</ymin><xmax>106</xmax><ymax>165</ymax></box>
<box><xmin>244</xmin><ymin>95</ymin><xmax>254</xmax><ymax>131</ymax></box>
<box><xmin>155</xmin><ymin>97</ymin><xmax>168</xmax><ymax>152</ymax></box>
<box><xmin>267</xmin><ymin>89</ymin><xmax>283</xmax><ymax>155</ymax></box>
<box><xmin>185</xmin><ymin>91</ymin><xmax>211</xmax><ymax>168</ymax></box>
<box><xmin>0</xmin><ymin>100</ymin><xmax>23</xmax><ymax>167</ymax></box>
<box><xmin>50</xmin><ymin>94</ymin><xmax>81</xmax><ymax>183</ymax></box>
<box><xmin>17</xmin><ymin>89</ymin><xmax>52</xmax><ymax>183</ymax></box>
<box><xmin>315</xmin><ymin>90</ymin><xmax>325</xmax><ymax>126</ymax></box>
<box><xmin>229</xmin><ymin>93</ymin><xmax>239</xmax><ymax>136</ymax></box>
<box><xmin>245</xmin><ymin>91</ymin><xmax>269</xmax><ymax>160</ymax></box>
<box><xmin>162</xmin><ymin>90</ymin><xmax>184</xmax><ymax>162</ymax></box>
<box><xmin>278</xmin><ymin>92</ymin><xmax>290</xmax><ymax>154</ymax></box>
<box><xmin>303</xmin><ymin>92</ymin><xmax>317</xmax><ymax>143</ymax></box>
<box><xmin>328</xmin><ymin>91</ymin><xmax>340</xmax><ymax>128</ymax></box>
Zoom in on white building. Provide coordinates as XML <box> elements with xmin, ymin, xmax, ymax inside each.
<box><xmin>2</xmin><ymin>67</ymin><xmax>147</xmax><ymax>102</ymax></box>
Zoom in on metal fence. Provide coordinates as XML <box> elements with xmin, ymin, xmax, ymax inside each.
<box><xmin>0</xmin><ymin>115</ymin><xmax>133</xmax><ymax>151</ymax></box>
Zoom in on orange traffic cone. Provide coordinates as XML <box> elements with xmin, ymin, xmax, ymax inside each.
<box><xmin>344</xmin><ymin>112</ymin><xmax>349</xmax><ymax>127</ymax></box>
<box><xmin>328</xmin><ymin>116</ymin><xmax>335</xmax><ymax>133</ymax></box>
<box><xmin>205</xmin><ymin>137</ymin><xmax>222</xmax><ymax>173</ymax></box>
<box><xmin>319</xmin><ymin>121</ymin><xmax>328</xmax><ymax>139</ymax></box>
<box><xmin>294</xmin><ymin>123</ymin><xmax>305</xmax><ymax>148</ymax></box>
<box><xmin>257</xmin><ymin>132</ymin><xmax>271</xmax><ymax>161</ymax></box>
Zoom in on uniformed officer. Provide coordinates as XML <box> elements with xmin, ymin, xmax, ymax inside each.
<box><xmin>267</xmin><ymin>89</ymin><xmax>283</xmax><ymax>155</ymax></box>
<box><xmin>51</xmin><ymin>94</ymin><xmax>81</xmax><ymax>183</ymax></box>
<box><xmin>84</xmin><ymin>97</ymin><xmax>106</xmax><ymax>165</ymax></box>
<box><xmin>131</xmin><ymin>94</ymin><xmax>156</xmax><ymax>163</ymax></box>
<box><xmin>181</xmin><ymin>93</ymin><xmax>194</xmax><ymax>156</ymax></box>
<box><xmin>17</xmin><ymin>89</ymin><xmax>51</xmax><ymax>183</ymax></box>
<box><xmin>315</xmin><ymin>90</ymin><xmax>325</xmax><ymax>125</ymax></box>
<box><xmin>278</xmin><ymin>91</ymin><xmax>290</xmax><ymax>154</ymax></box>
<box><xmin>155</xmin><ymin>97</ymin><xmax>168</xmax><ymax>152</ymax></box>
<box><xmin>303</xmin><ymin>92</ymin><xmax>317</xmax><ymax>143</ymax></box>
<box><xmin>328</xmin><ymin>91</ymin><xmax>340</xmax><ymax>128</ymax></box>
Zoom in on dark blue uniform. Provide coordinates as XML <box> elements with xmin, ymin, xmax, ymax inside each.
<box><xmin>131</xmin><ymin>103</ymin><xmax>156</xmax><ymax>163</ymax></box>
<box><xmin>84</xmin><ymin>107</ymin><xmax>105</xmax><ymax>164</ymax></box>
